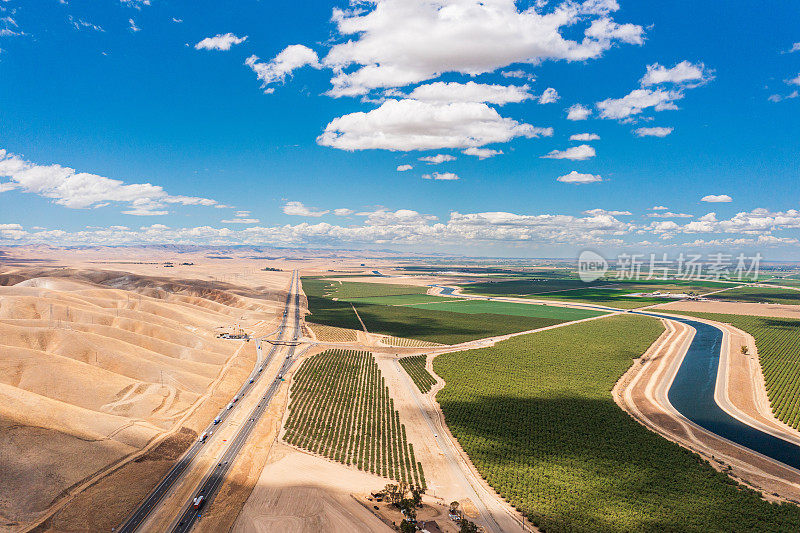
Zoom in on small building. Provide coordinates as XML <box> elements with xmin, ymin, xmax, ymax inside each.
<box><xmin>419</xmin><ymin>521</ymin><xmax>443</xmax><ymax>533</ymax></box>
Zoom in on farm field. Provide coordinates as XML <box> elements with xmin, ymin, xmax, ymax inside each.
<box><xmin>707</xmin><ymin>286</ymin><xmax>800</xmax><ymax>305</ymax></box>
<box><xmin>531</xmin><ymin>287</ymin><xmax>670</xmax><ymax>309</ymax></box>
<box><xmin>433</xmin><ymin>314</ymin><xmax>800</xmax><ymax>532</ymax></box>
<box><xmin>460</xmin><ymin>278</ymin><xmax>729</xmax><ymax>309</ymax></box>
<box><xmin>406</xmin><ymin>299</ymin><xmax>606</xmax><ymax>320</ymax></box>
<box><xmin>399</xmin><ymin>355</ymin><xmax>437</xmax><ymax>393</ymax></box>
<box><xmin>303</xmin><ymin>277</ymin><xmax>572</xmax><ymax>344</ymax></box>
<box><xmin>667</xmin><ymin>311</ymin><xmax>800</xmax><ymax>430</ymax></box>
<box><xmin>283</xmin><ymin>349</ymin><xmax>425</xmax><ymax>488</ymax></box>
<box><xmin>306</xmin><ymin>278</ymin><xmax>428</xmax><ymax>299</ymax></box>
<box><xmin>345</xmin><ymin>294</ymin><xmax>455</xmax><ymax>305</ymax></box>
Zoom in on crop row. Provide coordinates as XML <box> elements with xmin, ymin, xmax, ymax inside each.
<box><xmin>399</xmin><ymin>355</ymin><xmax>438</xmax><ymax>393</ymax></box>
<box><xmin>284</xmin><ymin>349</ymin><xmax>425</xmax><ymax>488</ymax></box>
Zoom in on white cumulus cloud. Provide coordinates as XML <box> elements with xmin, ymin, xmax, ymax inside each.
<box><xmin>569</xmin><ymin>133</ymin><xmax>600</xmax><ymax>141</ymax></box>
<box><xmin>640</xmin><ymin>61</ymin><xmax>713</xmax><ymax>87</ymax></box>
<box><xmin>319</xmin><ymin>0</ymin><xmax>644</xmax><ymax>97</ymax></box>
<box><xmin>419</xmin><ymin>154</ymin><xmax>456</xmax><ymax>164</ymax></box>
<box><xmin>701</xmin><ymin>194</ymin><xmax>732</xmax><ymax>203</ymax></box>
<box><xmin>539</xmin><ymin>87</ymin><xmax>559</xmax><ymax>104</ymax></box>
<box><xmin>282</xmin><ymin>200</ymin><xmax>329</xmax><ymax>217</ymax></box>
<box><xmin>195</xmin><ymin>33</ymin><xmax>248</xmax><ymax>51</ymax></box>
<box><xmin>566</xmin><ymin>103</ymin><xmax>591</xmax><ymax>120</ymax></box>
<box><xmin>597</xmin><ymin>88</ymin><xmax>683</xmax><ymax>120</ymax></box>
<box><xmin>462</xmin><ymin>147</ymin><xmax>503</xmax><ymax>159</ymax></box>
<box><xmin>556</xmin><ymin>170</ymin><xmax>603</xmax><ymax>184</ymax></box>
<box><xmin>635</xmin><ymin>126</ymin><xmax>673</xmax><ymax>137</ymax></box>
<box><xmin>0</xmin><ymin>149</ymin><xmax>222</xmax><ymax>215</ymax></box>
<box><xmin>245</xmin><ymin>45</ymin><xmax>320</xmax><ymax>92</ymax></box>
<box><xmin>542</xmin><ymin>144</ymin><xmax>596</xmax><ymax>160</ymax></box>
<box><xmin>317</xmin><ymin>99</ymin><xmax>552</xmax><ymax>151</ymax></box>
<box><xmin>396</xmin><ymin>164</ymin><xmax>413</xmax><ymax>171</ymax></box>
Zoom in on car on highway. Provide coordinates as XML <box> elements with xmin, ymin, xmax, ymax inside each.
<box><xmin>249</xmin><ymin>378</ymin><xmax>254</xmax><ymax>383</ymax></box>
<box><xmin>199</xmin><ymin>432</ymin><xmax>208</xmax><ymax>442</ymax></box>
<box><xmin>226</xmin><ymin>402</ymin><xmax>233</xmax><ymax>410</ymax></box>
<box><xmin>213</xmin><ymin>417</ymin><xmax>220</xmax><ymax>425</ymax></box>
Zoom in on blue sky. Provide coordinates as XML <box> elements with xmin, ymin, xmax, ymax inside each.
<box><xmin>0</xmin><ymin>0</ymin><xmax>799</xmax><ymax>257</ymax></box>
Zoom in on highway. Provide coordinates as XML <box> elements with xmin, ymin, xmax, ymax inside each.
<box><xmin>116</xmin><ymin>271</ymin><xmax>302</xmax><ymax>533</ymax></box>
<box><xmin>170</xmin><ymin>270</ymin><xmax>304</xmax><ymax>532</ymax></box>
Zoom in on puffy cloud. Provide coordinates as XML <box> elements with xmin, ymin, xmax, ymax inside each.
<box><xmin>404</xmin><ymin>81</ymin><xmax>533</xmax><ymax>105</ymax></box>
<box><xmin>419</xmin><ymin>154</ymin><xmax>456</xmax><ymax>164</ymax></box>
<box><xmin>787</xmin><ymin>43</ymin><xmax>800</xmax><ymax>53</ymax></box>
<box><xmin>542</xmin><ymin>144</ymin><xmax>595</xmax><ymax>160</ymax></box>
<box><xmin>538</xmin><ymin>87</ymin><xmax>559</xmax><ymax>104</ymax></box>
<box><xmin>396</xmin><ymin>164</ymin><xmax>413</xmax><ymax>171</ymax></box>
<box><xmin>787</xmin><ymin>73</ymin><xmax>800</xmax><ymax>86</ymax></box>
<box><xmin>334</xmin><ymin>208</ymin><xmax>355</xmax><ymax>216</ymax></box>
<box><xmin>569</xmin><ymin>133</ymin><xmax>600</xmax><ymax>141</ymax></box>
<box><xmin>566</xmin><ymin>103</ymin><xmax>591</xmax><ymax>120</ymax></box>
<box><xmin>650</xmin><ymin>205</ymin><xmax>668</xmax><ymax>210</ymax></box>
<box><xmin>128</xmin><ymin>18</ymin><xmax>140</xmax><ymax>32</ymax></box>
<box><xmin>245</xmin><ymin>45</ymin><xmax>320</xmax><ymax>91</ymax></box>
<box><xmin>282</xmin><ymin>201</ymin><xmax>329</xmax><ymax>217</ymax></box>
<box><xmin>195</xmin><ymin>33</ymin><xmax>248</xmax><ymax>51</ymax></box>
<box><xmin>0</xmin><ymin>149</ymin><xmax>222</xmax><ymax>215</ymax></box>
<box><xmin>317</xmin><ymin>99</ymin><xmax>552</xmax><ymax>151</ymax></box>
<box><xmin>635</xmin><ymin>126</ymin><xmax>673</xmax><ymax>137</ymax></box>
<box><xmin>462</xmin><ymin>147</ymin><xmax>503</xmax><ymax>159</ymax></box>
<box><xmin>701</xmin><ymin>194</ymin><xmax>732</xmax><ymax>203</ymax></box>
<box><xmin>320</xmin><ymin>0</ymin><xmax>644</xmax><ymax>97</ymax></box>
<box><xmin>422</xmin><ymin>172</ymin><xmax>460</xmax><ymax>180</ymax></box>
<box><xmin>640</xmin><ymin>61</ymin><xmax>712</xmax><ymax>87</ymax></box>
<box><xmin>556</xmin><ymin>170</ymin><xmax>602</xmax><ymax>184</ymax></box>
<box><xmin>597</xmin><ymin>88</ymin><xmax>683</xmax><ymax>120</ymax></box>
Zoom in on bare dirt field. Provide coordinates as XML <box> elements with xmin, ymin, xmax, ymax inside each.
<box><xmin>231</xmin><ymin>442</ymin><xmax>391</xmax><ymax>533</ymax></box>
<box><xmin>655</xmin><ymin>299</ymin><xmax>800</xmax><ymax>318</ymax></box>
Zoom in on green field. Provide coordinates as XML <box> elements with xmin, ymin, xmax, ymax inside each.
<box><xmin>399</xmin><ymin>355</ymin><xmax>437</xmax><ymax>393</ymax></box>
<box><xmin>667</xmin><ymin>311</ymin><xmax>800</xmax><ymax>430</ymax></box>
<box><xmin>310</xmin><ymin>279</ymin><xmax>429</xmax><ymax>299</ymax></box>
<box><xmin>344</xmin><ymin>294</ymin><xmax>455</xmax><ymax>305</ymax></box>
<box><xmin>406</xmin><ymin>299</ymin><xmax>606</xmax><ymax>320</ymax></box>
<box><xmin>531</xmin><ymin>287</ymin><xmax>668</xmax><ymax>309</ymax></box>
<box><xmin>708</xmin><ymin>286</ymin><xmax>800</xmax><ymax>305</ymax></box>
<box><xmin>285</xmin><ymin>349</ymin><xmax>425</xmax><ymax>487</ymax></box>
<box><xmin>302</xmin><ymin>277</ymin><xmax>573</xmax><ymax>344</ymax></box>
<box><xmin>433</xmin><ymin>315</ymin><xmax>800</xmax><ymax>532</ymax></box>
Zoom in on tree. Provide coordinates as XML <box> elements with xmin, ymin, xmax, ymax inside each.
<box><xmin>459</xmin><ymin>518</ymin><xmax>479</xmax><ymax>533</ymax></box>
<box><xmin>450</xmin><ymin>501</ymin><xmax>460</xmax><ymax>513</ymax></box>
<box><xmin>385</xmin><ymin>484</ymin><xmax>401</xmax><ymax>505</ymax></box>
<box><xmin>400</xmin><ymin>519</ymin><xmax>416</xmax><ymax>533</ymax></box>
<box><xmin>411</xmin><ymin>486</ymin><xmax>424</xmax><ymax>507</ymax></box>
<box><xmin>741</xmin><ymin>345</ymin><xmax>749</xmax><ymax>355</ymax></box>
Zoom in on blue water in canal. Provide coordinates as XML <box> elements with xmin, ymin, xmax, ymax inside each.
<box><xmin>638</xmin><ymin>312</ymin><xmax>800</xmax><ymax>471</ymax></box>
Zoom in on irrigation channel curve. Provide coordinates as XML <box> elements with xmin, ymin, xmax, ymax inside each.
<box><xmin>171</xmin><ymin>271</ymin><xmax>304</xmax><ymax>533</ymax></box>
<box><xmin>117</xmin><ymin>271</ymin><xmax>302</xmax><ymax>533</ymax></box>
<box><xmin>636</xmin><ymin>311</ymin><xmax>800</xmax><ymax>471</ymax></box>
